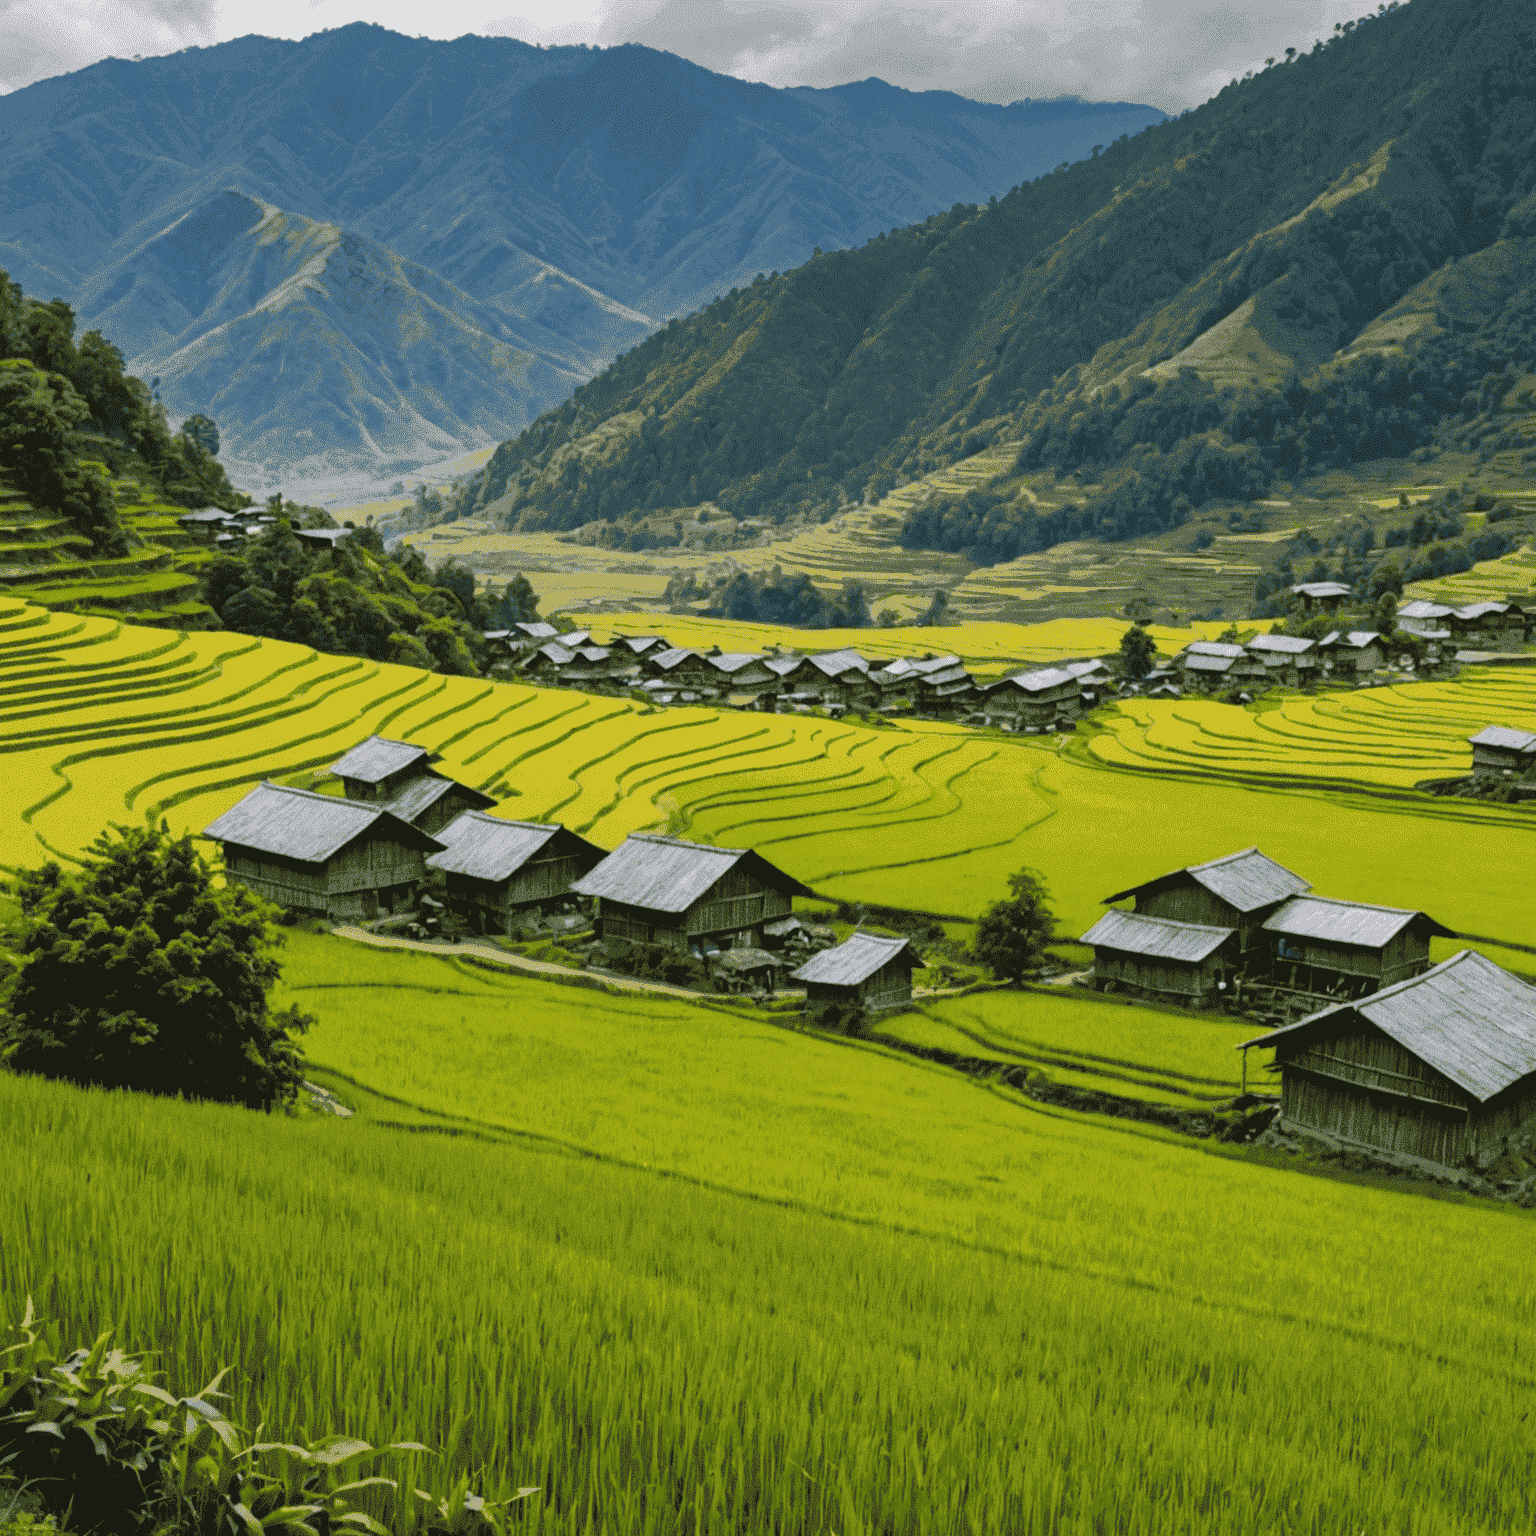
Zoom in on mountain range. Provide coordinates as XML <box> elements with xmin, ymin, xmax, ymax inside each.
<box><xmin>452</xmin><ymin>0</ymin><xmax>1536</xmax><ymax>541</ymax></box>
<box><xmin>0</xmin><ymin>27</ymin><xmax>1165</xmax><ymax>490</ymax></box>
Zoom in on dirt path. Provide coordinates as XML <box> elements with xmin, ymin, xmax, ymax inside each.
<box><xmin>329</xmin><ymin>924</ymin><xmax>749</xmax><ymax>1001</ymax></box>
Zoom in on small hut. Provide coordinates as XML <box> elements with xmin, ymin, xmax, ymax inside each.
<box><xmin>204</xmin><ymin>782</ymin><xmax>443</xmax><ymax>920</ymax></box>
<box><xmin>573</xmin><ymin>833</ymin><xmax>814</xmax><ymax>952</ymax></box>
<box><xmin>1079</xmin><ymin>909</ymin><xmax>1235</xmax><ymax>1004</ymax></box>
<box><xmin>1238</xmin><ymin>949</ymin><xmax>1536</xmax><ymax>1168</ymax></box>
<box><xmin>1290</xmin><ymin>581</ymin><xmax>1352</xmax><ymax>614</ymax></box>
<box><xmin>329</xmin><ymin>735</ymin><xmax>494</xmax><ymax>835</ymax></box>
<box><xmin>1468</xmin><ymin>725</ymin><xmax>1536</xmax><ymax>777</ymax></box>
<box><xmin>792</xmin><ymin>932</ymin><xmax>919</xmax><ymax>1011</ymax></box>
<box><xmin>1318</xmin><ymin>630</ymin><xmax>1384</xmax><ymax>678</ymax></box>
<box><xmin>426</xmin><ymin>813</ymin><xmax>606</xmax><ymax>934</ymax></box>
<box><xmin>1261</xmin><ymin>894</ymin><xmax>1455</xmax><ymax>998</ymax></box>
<box><xmin>712</xmin><ymin>947</ymin><xmax>784</xmax><ymax>995</ymax></box>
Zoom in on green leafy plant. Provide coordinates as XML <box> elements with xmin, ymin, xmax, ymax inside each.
<box><xmin>0</xmin><ymin>1302</ymin><xmax>535</xmax><ymax>1536</ymax></box>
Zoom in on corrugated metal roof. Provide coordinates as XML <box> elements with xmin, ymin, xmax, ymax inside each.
<box><xmin>1238</xmin><ymin>950</ymin><xmax>1536</xmax><ymax>1102</ymax></box>
<box><xmin>330</xmin><ymin>735</ymin><xmax>432</xmax><ymax>783</ymax></box>
<box><xmin>1263</xmin><ymin>894</ymin><xmax>1456</xmax><ymax>947</ymax></box>
<box><xmin>1102</xmin><ymin>847</ymin><xmax>1309</xmax><ymax>911</ymax></box>
<box><xmin>1469</xmin><ymin>725</ymin><xmax>1536</xmax><ymax>753</ymax></box>
<box><xmin>573</xmin><ymin>833</ymin><xmax>813</xmax><ymax>911</ymax></box>
<box><xmin>648</xmin><ymin>647</ymin><xmax>698</xmax><ymax>672</ymax></box>
<box><xmin>1188</xmin><ymin>641</ymin><xmax>1246</xmax><ymax>658</ymax></box>
<box><xmin>205</xmin><ymin>782</ymin><xmax>443</xmax><ymax>863</ymax></box>
<box><xmin>1397</xmin><ymin>600</ymin><xmax>1453</xmax><ymax>620</ymax></box>
<box><xmin>1184</xmin><ymin>653</ymin><xmax>1236</xmax><ymax>673</ymax></box>
<box><xmin>427</xmin><ymin>812</ymin><xmax>602</xmax><ymax>881</ymax></box>
<box><xmin>791</xmin><ymin>932</ymin><xmax>915</xmax><ymax>985</ymax></box>
<box><xmin>918</xmin><ymin>664</ymin><xmax>972</xmax><ymax>689</ymax></box>
<box><xmin>381</xmin><ymin>774</ymin><xmax>495</xmax><ymax>825</ymax></box>
<box><xmin>872</xmin><ymin>655</ymin><xmax>962</xmax><ymax>682</ymax></box>
<box><xmin>1247</xmin><ymin>634</ymin><xmax>1315</xmax><ymax>654</ymax></box>
<box><xmin>1321</xmin><ymin>630</ymin><xmax>1381</xmax><ymax>650</ymax></box>
<box><xmin>807</xmin><ymin>649</ymin><xmax>871</xmax><ymax>677</ymax></box>
<box><xmin>1079</xmin><ymin>908</ymin><xmax>1233</xmax><ymax>962</ymax></box>
<box><xmin>1291</xmin><ymin>581</ymin><xmax>1352</xmax><ymax>598</ymax></box>
<box><xmin>992</xmin><ymin>666</ymin><xmax>1076</xmax><ymax>694</ymax></box>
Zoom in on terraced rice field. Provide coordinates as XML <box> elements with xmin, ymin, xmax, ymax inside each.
<box><xmin>1405</xmin><ymin>540</ymin><xmax>1536</xmax><ymax>608</ymax></box>
<box><xmin>4</xmin><ymin>596</ymin><xmax>1535</xmax><ymax>968</ymax></box>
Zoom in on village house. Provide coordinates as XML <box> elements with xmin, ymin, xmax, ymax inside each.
<box><xmin>792</xmin><ymin>931</ymin><xmax>920</xmax><ymax>1012</ymax></box>
<box><xmin>1238</xmin><ymin>949</ymin><xmax>1536</xmax><ymax>1169</ymax></box>
<box><xmin>977</xmin><ymin>665</ymin><xmax>1082</xmax><ymax>730</ymax></box>
<box><xmin>482</xmin><ymin>622</ymin><xmax>558</xmax><ymax>666</ymax></box>
<box><xmin>705</xmin><ymin>651</ymin><xmax>780</xmax><ymax>703</ymax></box>
<box><xmin>1176</xmin><ymin>642</ymin><xmax>1269</xmax><ymax>693</ymax></box>
<box><xmin>610</xmin><ymin>634</ymin><xmax>673</xmax><ymax>660</ymax></box>
<box><xmin>1245</xmin><ymin>633</ymin><xmax>1319</xmax><ymax>687</ymax></box>
<box><xmin>1445</xmin><ymin>601</ymin><xmax>1527</xmax><ymax>646</ymax></box>
<box><xmin>711</xmin><ymin>947</ymin><xmax>785</xmax><ymax>995</ymax></box>
<box><xmin>573</xmin><ymin>833</ymin><xmax>814</xmax><ymax>953</ymax></box>
<box><xmin>1395</xmin><ymin>600</ymin><xmax>1454</xmax><ymax>656</ymax></box>
<box><xmin>177</xmin><ymin>507</ymin><xmax>242</xmax><ymax>543</ymax></box>
<box><xmin>1290</xmin><ymin>581</ymin><xmax>1352</xmax><ymax>614</ymax></box>
<box><xmin>204</xmin><ymin>781</ymin><xmax>444</xmax><ymax>920</ymax></box>
<box><xmin>1062</xmin><ymin>657</ymin><xmax>1114</xmax><ymax>705</ymax></box>
<box><xmin>1080</xmin><ymin>908</ymin><xmax>1236</xmax><ymax>1004</ymax></box>
<box><xmin>640</xmin><ymin>647</ymin><xmax>716</xmax><ymax>691</ymax></box>
<box><xmin>1261</xmin><ymin>894</ymin><xmax>1455</xmax><ymax>999</ymax></box>
<box><xmin>1318</xmin><ymin>630</ymin><xmax>1384</xmax><ymax>679</ymax></box>
<box><xmin>292</xmin><ymin>527</ymin><xmax>351</xmax><ymax>553</ymax></box>
<box><xmin>518</xmin><ymin>641</ymin><xmax>627</xmax><ymax>690</ymax></box>
<box><xmin>330</xmin><ymin>736</ymin><xmax>496</xmax><ymax>836</ymax></box>
<box><xmin>1101</xmin><ymin>846</ymin><xmax>1309</xmax><ymax>972</ymax></box>
<box><xmin>1468</xmin><ymin>724</ymin><xmax>1536</xmax><ymax>777</ymax></box>
<box><xmin>770</xmin><ymin>650</ymin><xmax>877</xmax><ymax>712</ymax></box>
<box><xmin>867</xmin><ymin>654</ymin><xmax>975</xmax><ymax>715</ymax></box>
<box><xmin>426</xmin><ymin>812</ymin><xmax>606</xmax><ymax>935</ymax></box>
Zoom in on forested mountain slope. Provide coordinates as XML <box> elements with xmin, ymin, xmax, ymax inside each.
<box><xmin>79</xmin><ymin>190</ymin><xmax>596</xmax><ymax>487</ymax></box>
<box><xmin>456</xmin><ymin>0</ymin><xmax>1536</xmax><ymax>548</ymax></box>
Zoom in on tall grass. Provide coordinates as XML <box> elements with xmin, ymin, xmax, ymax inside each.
<box><xmin>3</xmin><ymin>1058</ymin><xmax>1535</xmax><ymax>1534</ymax></box>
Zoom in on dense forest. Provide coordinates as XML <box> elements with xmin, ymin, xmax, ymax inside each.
<box><xmin>443</xmin><ymin>0</ymin><xmax>1536</xmax><ymax>572</ymax></box>
<box><xmin>0</xmin><ymin>269</ymin><xmax>244</xmax><ymax>554</ymax></box>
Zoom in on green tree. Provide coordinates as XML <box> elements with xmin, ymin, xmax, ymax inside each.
<box><xmin>1119</xmin><ymin>623</ymin><xmax>1156</xmax><ymax>678</ymax></box>
<box><xmin>179</xmin><ymin>413</ymin><xmax>220</xmax><ymax>457</ymax></box>
<box><xmin>972</xmin><ymin>866</ymin><xmax>1056</xmax><ymax>983</ymax></box>
<box><xmin>0</xmin><ymin>824</ymin><xmax>312</xmax><ymax>1110</ymax></box>
<box><xmin>919</xmin><ymin>590</ymin><xmax>949</xmax><ymax>626</ymax></box>
<box><xmin>490</xmin><ymin>572</ymin><xmax>541</xmax><ymax>627</ymax></box>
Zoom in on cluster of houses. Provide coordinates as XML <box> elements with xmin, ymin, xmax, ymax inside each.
<box><xmin>485</xmin><ymin>622</ymin><xmax>1112</xmax><ymax>730</ymax></box>
<box><xmin>202</xmin><ymin>736</ymin><xmax>921</xmax><ymax>1010</ymax></box>
<box><xmin>1085</xmin><ymin>845</ymin><xmax>1536</xmax><ymax>1172</ymax></box>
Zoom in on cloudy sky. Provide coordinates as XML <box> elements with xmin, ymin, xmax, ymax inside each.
<box><xmin>2</xmin><ymin>0</ymin><xmax>1384</xmax><ymax>108</ymax></box>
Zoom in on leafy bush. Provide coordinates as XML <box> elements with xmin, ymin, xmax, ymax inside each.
<box><xmin>0</xmin><ymin>824</ymin><xmax>311</xmax><ymax>1111</ymax></box>
<box><xmin>805</xmin><ymin>999</ymin><xmax>870</xmax><ymax>1037</ymax></box>
<box><xmin>0</xmin><ymin>1300</ymin><xmax>533</xmax><ymax>1536</ymax></box>
<box><xmin>598</xmin><ymin>938</ymin><xmax>710</xmax><ymax>989</ymax></box>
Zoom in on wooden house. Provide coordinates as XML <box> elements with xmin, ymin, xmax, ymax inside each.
<box><xmin>1318</xmin><ymin>630</ymin><xmax>1384</xmax><ymax>677</ymax></box>
<box><xmin>712</xmin><ymin>947</ymin><xmax>785</xmax><ymax>995</ymax></box>
<box><xmin>1101</xmin><ymin>846</ymin><xmax>1309</xmax><ymax>970</ymax></box>
<box><xmin>177</xmin><ymin>507</ymin><xmax>240</xmax><ymax>543</ymax></box>
<box><xmin>640</xmin><ymin>647</ymin><xmax>711</xmax><ymax>687</ymax></box>
<box><xmin>1395</xmin><ymin>600</ymin><xmax>1454</xmax><ymax>655</ymax></box>
<box><xmin>1245</xmin><ymin>633</ymin><xmax>1319</xmax><ymax>686</ymax></box>
<box><xmin>771</xmin><ymin>650</ymin><xmax>877</xmax><ymax>710</ymax></box>
<box><xmin>332</xmin><ymin>736</ymin><xmax>436</xmax><ymax>802</ymax></box>
<box><xmin>573</xmin><ymin>833</ymin><xmax>814</xmax><ymax>953</ymax></box>
<box><xmin>330</xmin><ymin>735</ymin><xmax>495</xmax><ymax>835</ymax></box>
<box><xmin>1447</xmin><ymin>601</ymin><xmax>1525</xmax><ymax>645</ymax></box>
<box><xmin>426</xmin><ymin>812</ymin><xmax>606</xmax><ymax>934</ymax></box>
<box><xmin>1290</xmin><ymin>581</ymin><xmax>1352</xmax><ymax>613</ymax></box>
<box><xmin>1062</xmin><ymin>658</ymin><xmax>1113</xmax><ymax>704</ymax></box>
<box><xmin>483</xmin><ymin>622</ymin><xmax>558</xmax><ymax>665</ymax></box>
<box><xmin>1261</xmin><ymin>894</ymin><xmax>1455</xmax><ymax>999</ymax></box>
<box><xmin>867</xmin><ymin>655</ymin><xmax>975</xmax><ymax>715</ymax></box>
<box><xmin>792</xmin><ymin>932</ymin><xmax>919</xmax><ymax>1011</ymax></box>
<box><xmin>1079</xmin><ymin>908</ymin><xmax>1235</xmax><ymax>1004</ymax></box>
<box><xmin>1177</xmin><ymin>642</ymin><xmax>1267</xmax><ymax>692</ymax></box>
<box><xmin>977</xmin><ymin>666</ymin><xmax>1082</xmax><ymax>729</ymax></box>
<box><xmin>1468</xmin><ymin>725</ymin><xmax>1536</xmax><ymax>776</ymax></box>
<box><xmin>610</xmin><ymin>634</ymin><xmax>673</xmax><ymax>660</ymax></box>
<box><xmin>1237</xmin><ymin>950</ymin><xmax>1536</xmax><ymax>1169</ymax></box>
<box><xmin>706</xmin><ymin>652</ymin><xmax>779</xmax><ymax>700</ymax></box>
<box><xmin>204</xmin><ymin>782</ymin><xmax>443</xmax><ymax>920</ymax></box>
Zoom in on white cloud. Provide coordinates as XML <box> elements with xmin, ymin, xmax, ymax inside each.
<box><xmin>0</xmin><ymin>0</ymin><xmax>1399</xmax><ymax>108</ymax></box>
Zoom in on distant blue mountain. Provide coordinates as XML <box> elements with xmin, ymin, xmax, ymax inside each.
<box><xmin>0</xmin><ymin>25</ymin><xmax>1165</xmax><ymax>485</ymax></box>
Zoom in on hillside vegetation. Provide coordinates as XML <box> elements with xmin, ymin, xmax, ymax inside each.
<box><xmin>454</xmin><ymin>0</ymin><xmax>1536</xmax><ymax>580</ymax></box>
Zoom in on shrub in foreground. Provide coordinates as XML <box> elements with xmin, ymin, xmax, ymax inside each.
<box><xmin>0</xmin><ymin>824</ymin><xmax>311</xmax><ymax>1110</ymax></box>
<box><xmin>0</xmin><ymin>1300</ymin><xmax>534</xmax><ymax>1536</ymax></box>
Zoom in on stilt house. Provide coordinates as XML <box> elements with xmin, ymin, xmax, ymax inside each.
<box><xmin>1261</xmin><ymin>894</ymin><xmax>1455</xmax><ymax>998</ymax></box>
<box><xmin>573</xmin><ymin>833</ymin><xmax>814</xmax><ymax>952</ymax></box>
<box><xmin>978</xmin><ymin>666</ymin><xmax>1082</xmax><ymax>729</ymax></box>
<box><xmin>792</xmin><ymin>932</ymin><xmax>919</xmax><ymax>1011</ymax></box>
<box><xmin>427</xmin><ymin>813</ymin><xmax>606</xmax><ymax>934</ymax></box>
<box><xmin>205</xmin><ymin>782</ymin><xmax>443</xmax><ymax>920</ymax></box>
<box><xmin>1238</xmin><ymin>950</ymin><xmax>1536</xmax><ymax>1168</ymax></box>
<box><xmin>1100</xmin><ymin>847</ymin><xmax>1310</xmax><ymax>971</ymax></box>
<box><xmin>1078</xmin><ymin>908</ymin><xmax>1236</xmax><ymax>1004</ymax></box>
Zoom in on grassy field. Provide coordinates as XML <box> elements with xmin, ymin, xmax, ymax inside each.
<box><xmin>5</xmin><ymin>930</ymin><xmax>1536</xmax><ymax>1533</ymax></box>
<box><xmin>5</xmin><ymin>596</ymin><xmax>1536</xmax><ymax>970</ymax></box>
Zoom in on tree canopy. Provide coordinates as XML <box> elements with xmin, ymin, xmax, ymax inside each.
<box><xmin>1</xmin><ymin>823</ymin><xmax>312</xmax><ymax>1110</ymax></box>
<box><xmin>972</xmin><ymin>867</ymin><xmax>1056</xmax><ymax>983</ymax></box>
